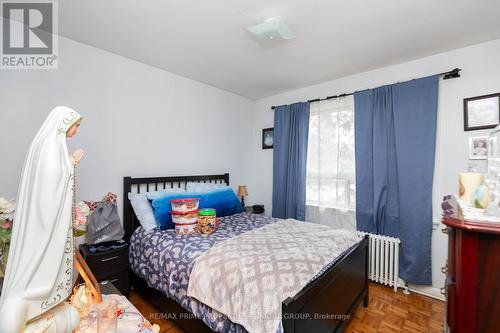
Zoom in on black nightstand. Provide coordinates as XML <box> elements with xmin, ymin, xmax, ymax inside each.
<box><xmin>79</xmin><ymin>242</ymin><xmax>130</xmax><ymax>297</ymax></box>
<box><xmin>245</xmin><ymin>205</ymin><xmax>265</xmax><ymax>214</ymax></box>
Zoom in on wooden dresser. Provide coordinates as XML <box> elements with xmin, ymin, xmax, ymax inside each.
<box><xmin>442</xmin><ymin>216</ymin><xmax>500</xmax><ymax>333</ymax></box>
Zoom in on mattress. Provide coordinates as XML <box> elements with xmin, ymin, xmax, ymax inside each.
<box><xmin>129</xmin><ymin>212</ymin><xmax>359</xmax><ymax>333</ymax></box>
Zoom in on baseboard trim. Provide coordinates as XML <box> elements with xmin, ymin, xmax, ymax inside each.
<box><xmin>408</xmin><ymin>284</ymin><xmax>445</xmax><ymax>301</ymax></box>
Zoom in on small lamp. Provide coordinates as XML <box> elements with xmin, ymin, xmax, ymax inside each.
<box><xmin>237</xmin><ymin>185</ymin><xmax>248</xmax><ymax>207</ymax></box>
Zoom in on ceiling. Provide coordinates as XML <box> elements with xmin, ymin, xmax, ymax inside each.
<box><xmin>59</xmin><ymin>0</ymin><xmax>500</xmax><ymax>99</ymax></box>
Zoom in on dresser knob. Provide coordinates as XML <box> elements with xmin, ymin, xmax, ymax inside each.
<box><xmin>440</xmin><ymin>287</ymin><xmax>446</xmax><ymax>295</ymax></box>
<box><xmin>441</xmin><ymin>265</ymin><xmax>448</xmax><ymax>274</ymax></box>
<box><xmin>441</xmin><ymin>227</ymin><xmax>449</xmax><ymax>234</ymax></box>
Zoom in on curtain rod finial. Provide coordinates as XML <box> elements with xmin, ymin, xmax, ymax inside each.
<box><xmin>443</xmin><ymin>68</ymin><xmax>461</xmax><ymax>80</ymax></box>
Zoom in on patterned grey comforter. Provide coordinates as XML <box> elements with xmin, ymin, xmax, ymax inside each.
<box><xmin>129</xmin><ymin>213</ymin><xmax>359</xmax><ymax>333</ymax></box>
<box><xmin>130</xmin><ymin>213</ymin><xmax>278</xmax><ymax>333</ymax></box>
<box><xmin>187</xmin><ymin>219</ymin><xmax>361</xmax><ymax>333</ymax></box>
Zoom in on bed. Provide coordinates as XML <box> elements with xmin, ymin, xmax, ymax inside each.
<box><xmin>123</xmin><ymin>173</ymin><xmax>369</xmax><ymax>333</ymax></box>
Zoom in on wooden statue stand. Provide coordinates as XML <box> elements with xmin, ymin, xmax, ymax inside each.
<box><xmin>73</xmin><ymin>249</ymin><xmax>102</xmax><ymax>304</ymax></box>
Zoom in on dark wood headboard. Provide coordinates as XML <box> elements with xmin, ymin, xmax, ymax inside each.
<box><xmin>123</xmin><ymin>173</ymin><xmax>230</xmax><ymax>241</ymax></box>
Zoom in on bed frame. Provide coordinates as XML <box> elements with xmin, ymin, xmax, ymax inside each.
<box><xmin>123</xmin><ymin>173</ymin><xmax>369</xmax><ymax>333</ymax></box>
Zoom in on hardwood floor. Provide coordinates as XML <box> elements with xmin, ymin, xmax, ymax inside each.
<box><xmin>345</xmin><ymin>284</ymin><xmax>445</xmax><ymax>333</ymax></box>
<box><xmin>129</xmin><ymin>283</ymin><xmax>445</xmax><ymax>333</ymax></box>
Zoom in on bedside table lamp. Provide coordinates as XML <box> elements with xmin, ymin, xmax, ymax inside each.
<box><xmin>237</xmin><ymin>185</ymin><xmax>248</xmax><ymax>207</ymax></box>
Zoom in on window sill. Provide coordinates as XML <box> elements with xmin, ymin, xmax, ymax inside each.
<box><xmin>306</xmin><ymin>204</ymin><xmax>355</xmax><ymax>213</ymax></box>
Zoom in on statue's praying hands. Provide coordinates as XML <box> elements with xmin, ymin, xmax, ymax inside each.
<box><xmin>70</xmin><ymin>149</ymin><xmax>84</xmax><ymax>166</ymax></box>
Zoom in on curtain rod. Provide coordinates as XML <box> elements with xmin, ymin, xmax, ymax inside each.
<box><xmin>270</xmin><ymin>68</ymin><xmax>461</xmax><ymax>110</ymax></box>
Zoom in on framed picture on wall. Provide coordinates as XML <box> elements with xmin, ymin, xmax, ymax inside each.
<box><xmin>262</xmin><ymin>128</ymin><xmax>274</xmax><ymax>149</ymax></box>
<box><xmin>468</xmin><ymin>136</ymin><xmax>488</xmax><ymax>160</ymax></box>
<box><xmin>464</xmin><ymin>93</ymin><xmax>500</xmax><ymax>131</ymax></box>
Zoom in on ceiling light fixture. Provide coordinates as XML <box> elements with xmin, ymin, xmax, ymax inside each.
<box><xmin>247</xmin><ymin>17</ymin><xmax>295</xmax><ymax>44</ymax></box>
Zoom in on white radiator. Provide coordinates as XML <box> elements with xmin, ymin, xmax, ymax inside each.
<box><xmin>356</xmin><ymin>231</ymin><xmax>401</xmax><ymax>292</ymax></box>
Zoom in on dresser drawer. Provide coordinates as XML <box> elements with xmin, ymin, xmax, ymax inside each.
<box><xmin>99</xmin><ymin>270</ymin><xmax>130</xmax><ymax>297</ymax></box>
<box><xmin>79</xmin><ymin>244</ymin><xmax>129</xmax><ymax>278</ymax></box>
<box><xmin>88</xmin><ymin>252</ymin><xmax>128</xmax><ymax>278</ymax></box>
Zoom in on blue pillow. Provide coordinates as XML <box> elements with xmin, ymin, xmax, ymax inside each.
<box><xmin>151</xmin><ymin>188</ymin><xmax>244</xmax><ymax>230</ymax></box>
<box><xmin>198</xmin><ymin>188</ymin><xmax>245</xmax><ymax>217</ymax></box>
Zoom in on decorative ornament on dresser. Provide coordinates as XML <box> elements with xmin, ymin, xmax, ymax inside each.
<box><xmin>459</xmin><ymin>172</ymin><xmax>483</xmax><ymax>201</ymax></box>
<box><xmin>472</xmin><ymin>185</ymin><xmax>490</xmax><ymax>209</ymax></box>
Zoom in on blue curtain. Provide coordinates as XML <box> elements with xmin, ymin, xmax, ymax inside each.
<box><xmin>272</xmin><ymin>102</ymin><xmax>310</xmax><ymax>220</ymax></box>
<box><xmin>354</xmin><ymin>75</ymin><xmax>439</xmax><ymax>285</ymax></box>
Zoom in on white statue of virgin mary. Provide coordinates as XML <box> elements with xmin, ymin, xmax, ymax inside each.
<box><xmin>0</xmin><ymin>106</ymin><xmax>84</xmax><ymax>332</ymax></box>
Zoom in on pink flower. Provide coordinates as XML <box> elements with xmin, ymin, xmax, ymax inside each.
<box><xmin>73</xmin><ymin>203</ymin><xmax>89</xmax><ymax>228</ymax></box>
<box><xmin>1</xmin><ymin>221</ymin><xmax>12</xmax><ymax>229</ymax></box>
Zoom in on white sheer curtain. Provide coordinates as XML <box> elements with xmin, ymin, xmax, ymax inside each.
<box><xmin>306</xmin><ymin>96</ymin><xmax>356</xmax><ymax>230</ymax></box>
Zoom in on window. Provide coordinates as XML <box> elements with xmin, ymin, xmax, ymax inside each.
<box><xmin>306</xmin><ymin>96</ymin><xmax>356</xmax><ymax>212</ymax></box>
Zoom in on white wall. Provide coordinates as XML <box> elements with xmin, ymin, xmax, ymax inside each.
<box><xmin>0</xmin><ymin>36</ymin><xmax>254</xmax><ymax>216</ymax></box>
<box><xmin>249</xmin><ymin>38</ymin><xmax>500</xmax><ymax>293</ymax></box>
